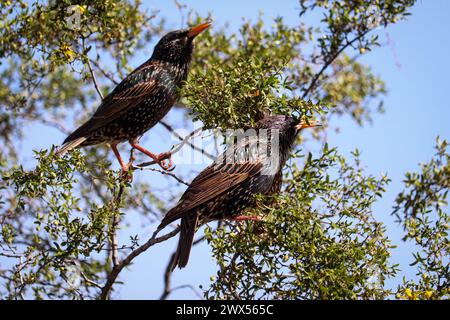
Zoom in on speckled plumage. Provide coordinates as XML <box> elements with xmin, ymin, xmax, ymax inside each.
<box><xmin>159</xmin><ymin>115</ymin><xmax>317</xmax><ymax>270</ymax></box>
<box><xmin>76</xmin><ymin>61</ymin><xmax>188</xmax><ymax>146</ymax></box>
<box><xmin>56</xmin><ymin>23</ymin><xmax>211</xmax><ymax>170</ymax></box>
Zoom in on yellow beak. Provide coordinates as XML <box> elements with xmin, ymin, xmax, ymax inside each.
<box><xmin>295</xmin><ymin>120</ymin><xmax>322</xmax><ymax>131</ymax></box>
<box><xmin>187</xmin><ymin>22</ymin><xmax>212</xmax><ymax>38</ymax></box>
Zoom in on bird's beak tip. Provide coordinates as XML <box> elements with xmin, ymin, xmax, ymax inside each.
<box><xmin>295</xmin><ymin>121</ymin><xmax>322</xmax><ymax>130</ymax></box>
<box><xmin>188</xmin><ymin>21</ymin><xmax>212</xmax><ymax>38</ymax></box>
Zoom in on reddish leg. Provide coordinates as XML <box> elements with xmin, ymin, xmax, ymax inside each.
<box><xmin>111</xmin><ymin>145</ymin><xmax>129</xmax><ymax>172</ymax></box>
<box><xmin>231</xmin><ymin>215</ymin><xmax>263</xmax><ymax>222</ymax></box>
<box><xmin>129</xmin><ymin>141</ymin><xmax>173</xmax><ymax>171</ymax></box>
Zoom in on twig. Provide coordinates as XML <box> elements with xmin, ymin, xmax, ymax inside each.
<box><xmin>109</xmin><ymin>184</ymin><xmax>125</xmax><ymax>268</ymax></box>
<box><xmin>28</xmin><ymin>114</ymin><xmax>71</xmax><ymax>134</ymax></box>
<box><xmin>82</xmin><ymin>37</ymin><xmax>104</xmax><ymax>100</ymax></box>
<box><xmin>110</xmin><ymin>215</ymin><xmax>120</xmax><ymax>268</ymax></box>
<box><xmin>159</xmin><ymin>252</ymin><xmax>176</xmax><ymax>300</ymax></box>
<box><xmin>301</xmin><ymin>30</ymin><xmax>370</xmax><ymax>99</ymax></box>
<box><xmin>159</xmin><ymin>222</ymin><xmax>221</xmax><ymax>300</ymax></box>
<box><xmin>80</xmin><ymin>271</ymin><xmax>103</xmax><ymax>289</ymax></box>
<box><xmin>159</xmin><ymin>120</ymin><xmax>215</xmax><ymax>160</ymax></box>
<box><xmin>173</xmin><ymin>0</ymin><xmax>187</xmax><ymax>28</ymax></box>
<box><xmin>159</xmin><ymin>235</ymin><xmax>206</xmax><ymax>300</ymax></box>
<box><xmin>169</xmin><ymin>285</ymin><xmax>204</xmax><ymax>299</ymax></box>
<box><xmin>99</xmin><ymin>226</ymin><xmax>181</xmax><ymax>300</ymax></box>
<box><xmin>134</xmin><ymin>127</ymin><xmax>206</xmax><ymax>168</ymax></box>
<box><xmin>134</xmin><ymin>166</ymin><xmax>189</xmax><ymax>186</ymax></box>
<box><xmin>91</xmin><ymin>58</ymin><xmax>120</xmax><ymax>85</ymax></box>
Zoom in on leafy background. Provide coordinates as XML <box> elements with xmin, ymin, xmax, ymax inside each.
<box><xmin>0</xmin><ymin>0</ymin><xmax>448</xmax><ymax>299</ymax></box>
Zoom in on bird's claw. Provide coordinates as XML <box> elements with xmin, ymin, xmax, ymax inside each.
<box><xmin>156</xmin><ymin>152</ymin><xmax>174</xmax><ymax>171</ymax></box>
<box><xmin>119</xmin><ymin>169</ymin><xmax>133</xmax><ymax>182</ymax></box>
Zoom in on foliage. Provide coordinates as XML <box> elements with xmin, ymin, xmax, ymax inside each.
<box><xmin>1</xmin><ymin>0</ymin><xmax>446</xmax><ymax>301</ymax></box>
<box><xmin>0</xmin><ymin>0</ymin><xmax>160</xmax><ymax>159</ymax></box>
<box><xmin>393</xmin><ymin>138</ymin><xmax>450</xmax><ymax>300</ymax></box>
<box><xmin>205</xmin><ymin>147</ymin><xmax>396</xmax><ymax>299</ymax></box>
<box><xmin>184</xmin><ymin>11</ymin><xmax>392</xmax><ymax>129</ymax></box>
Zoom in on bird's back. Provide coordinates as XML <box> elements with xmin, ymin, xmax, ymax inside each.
<box><xmin>160</xmin><ymin>133</ymin><xmax>282</xmax><ymax>228</ymax></box>
<box><xmin>64</xmin><ymin>60</ymin><xmax>186</xmax><ymax>147</ymax></box>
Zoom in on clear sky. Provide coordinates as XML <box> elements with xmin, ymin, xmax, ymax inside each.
<box><xmin>14</xmin><ymin>0</ymin><xmax>450</xmax><ymax>299</ymax></box>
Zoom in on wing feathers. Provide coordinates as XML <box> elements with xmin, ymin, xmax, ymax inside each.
<box><xmin>159</xmin><ymin>162</ymin><xmax>262</xmax><ymax>228</ymax></box>
<box><xmin>65</xmin><ymin>63</ymin><xmax>159</xmax><ymax>139</ymax></box>
<box><xmin>56</xmin><ymin>137</ymin><xmax>87</xmax><ymax>155</ymax></box>
<box><xmin>89</xmin><ymin>79</ymin><xmax>157</xmax><ymax>130</ymax></box>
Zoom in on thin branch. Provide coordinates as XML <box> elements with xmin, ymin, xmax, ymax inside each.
<box><xmin>109</xmin><ymin>148</ymin><xmax>135</xmax><ymax>267</ymax></box>
<box><xmin>159</xmin><ymin>235</ymin><xmax>207</xmax><ymax>300</ymax></box>
<box><xmin>82</xmin><ymin>37</ymin><xmax>104</xmax><ymax>100</ymax></box>
<box><xmin>80</xmin><ymin>271</ymin><xmax>103</xmax><ymax>289</ymax></box>
<box><xmin>159</xmin><ymin>222</ymin><xmax>222</xmax><ymax>300</ymax></box>
<box><xmin>301</xmin><ymin>30</ymin><xmax>370</xmax><ymax>99</ymax></box>
<box><xmin>91</xmin><ymin>58</ymin><xmax>120</xmax><ymax>85</ymax></box>
<box><xmin>109</xmin><ymin>184</ymin><xmax>125</xmax><ymax>268</ymax></box>
<box><xmin>99</xmin><ymin>226</ymin><xmax>181</xmax><ymax>300</ymax></box>
<box><xmin>170</xmin><ymin>285</ymin><xmax>204</xmax><ymax>299</ymax></box>
<box><xmin>25</xmin><ymin>113</ymin><xmax>71</xmax><ymax>134</ymax></box>
<box><xmin>173</xmin><ymin>0</ymin><xmax>187</xmax><ymax>27</ymax></box>
<box><xmin>110</xmin><ymin>215</ymin><xmax>120</xmax><ymax>268</ymax></box>
<box><xmin>134</xmin><ymin>127</ymin><xmax>207</xmax><ymax>168</ymax></box>
<box><xmin>159</xmin><ymin>120</ymin><xmax>216</xmax><ymax>160</ymax></box>
<box><xmin>134</xmin><ymin>166</ymin><xmax>189</xmax><ymax>186</ymax></box>
<box><xmin>159</xmin><ymin>252</ymin><xmax>176</xmax><ymax>300</ymax></box>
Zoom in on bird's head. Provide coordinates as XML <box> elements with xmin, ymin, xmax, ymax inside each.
<box><xmin>257</xmin><ymin>115</ymin><xmax>321</xmax><ymax>137</ymax></box>
<box><xmin>151</xmin><ymin>22</ymin><xmax>211</xmax><ymax>64</ymax></box>
<box><xmin>293</xmin><ymin>118</ymin><xmax>322</xmax><ymax>132</ymax></box>
<box><xmin>256</xmin><ymin>115</ymin><xmax>321</xmax><ymax>161</ymax></box>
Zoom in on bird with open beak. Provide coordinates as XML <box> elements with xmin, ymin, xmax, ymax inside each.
<box><xmin>56</xmin><ymin>22</ymin><xmax>211</xmax><ymax>172</ymax></box>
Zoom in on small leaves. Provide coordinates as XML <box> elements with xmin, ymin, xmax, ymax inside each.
<box><xmin>205</xmin><ymin>149</ymin><xmax>396</xmax><ymax>299</ymax></box>
<box><xmin>0</xmin><ymin>0</ymin><xmax>422</xmax><ymax>300</ymax></box>
<box><xmin>394</xmin><ymin>138</ymin><xmax>450</xmax><ymax>300</ymax></box>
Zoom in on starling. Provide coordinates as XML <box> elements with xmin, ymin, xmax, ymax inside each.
<box><xmin>158</xmin><ymin>115</ymin><xmax>320</xmax><ymax>269</ymax></box>
<box><xmin>56</xmin><ymin>22</ymin><xmax>211</xmax><ymax>171</ymax></box>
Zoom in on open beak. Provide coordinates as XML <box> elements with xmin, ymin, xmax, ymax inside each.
<box><xmin>295</xmin><ymin>120</ymin><xmax>322</xmax><ymax>131</ymax></box>
<box><xmin>187</xmin><ymin>22</ymin><xmax>211</xmax><ymax>38</ymax></box>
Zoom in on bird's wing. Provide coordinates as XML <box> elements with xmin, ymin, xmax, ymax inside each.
<box><xmin>62</xmin><ymin>63</ymin><xmax>159</xmax><ymax>143</ymax></box>
<box><xmin>160</xmin><ymin>160</ymin><xmax>263</xmax><ymax>226</ymax></box>
<box><xmin>88</xmin><ymin>72</ymin><xmax>158</xmax><ymax>132</ymax></box>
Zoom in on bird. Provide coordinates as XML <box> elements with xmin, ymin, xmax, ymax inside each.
<box><xmin>56</xmin><ymin>22</ymin><xmax>211</xmax><ymax>171</ymax></box>
<box><xmin>157</xmin><ymin>115</ymin><xmax>321</xmax><ymax>270</ymax></box>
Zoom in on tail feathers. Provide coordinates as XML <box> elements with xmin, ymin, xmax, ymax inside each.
<box><xmin>171</xmin><ymin>214</ymin><xmax>198</xmax><ymax>271</ymax></box>
<box><xmin>55</xmin><ymin>137</ymin><xmax>87</xmax><ymax>156</ymax></box>
<box><xmin>158</xmin><ymin>207</ymin><xmax>183</xmax><ymax>232</ymax></box>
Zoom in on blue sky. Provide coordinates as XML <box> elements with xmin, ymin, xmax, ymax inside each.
<box><xmin>121</xmin><ymin>0</ymin><xmax>450</xmax><ymax>299</ymax></box>
<box><xmin>11</xmin><ymin>0</ymin><xmax>450</xmax><ymax>299</ymax></box>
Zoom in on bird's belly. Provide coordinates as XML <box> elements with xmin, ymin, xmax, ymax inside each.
<box><xmin>120</xmin><ymin>97</ymin><xmax>174</xmax><ymax>137</ymax></box>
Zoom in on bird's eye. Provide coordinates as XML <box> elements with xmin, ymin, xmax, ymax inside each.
<box><xmin>178</xmin><ymin>32</ymin><xmax>189</xmax><ymax>39</ymax></box>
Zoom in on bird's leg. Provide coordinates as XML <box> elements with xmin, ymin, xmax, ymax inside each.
<box><xmin>111</xmin><ymin>144</ymin><xmax>134</xmax><ymax>181</ymax></box>
<box><xmin>230</xmin><ymin>215</ymin><xmax>263</xmax><ymax>222</ymax></box>
<box><xmin>127</xmin><ymin>147</ymin><xmax>136</xmax><ymax>169</ymax></box>
<box><xmin>129</xmin><ymin>141</ymin><xmax>173</xmax><ymax>171</ymax></box>
<box><xmin>111</xmin><ymin>145</ymin><xmax>130</xmax><ymax>172</ymax></box>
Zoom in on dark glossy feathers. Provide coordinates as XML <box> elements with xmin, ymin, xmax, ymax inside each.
<box><xmin>161</xmin><ymin>115</ymin><xmax>300</xmax><ymax>269</ymax></box>
<box><xmin>63</xmin><ymin>63</ymin><xmax>160</xmax><ymax>145</ymax></box>
<box><xmin>57</xmin><ymin>23</ymin><xmax>210</xmax><ymax>154</ymax></box>
<box><xmin>160</xmin><ymin>161</ymin><xmax>263</xmax><ymax>229</ymax></box>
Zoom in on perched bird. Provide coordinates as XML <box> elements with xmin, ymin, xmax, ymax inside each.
<box><xmin>158</xmin><ymin>115</ymin><xmax>320</xmax><ymax>270</ymax></box>
<box><xmin>56</xmin><ymin>22</ymin><xmax>211</xmax><ymax>171</ymax></box>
